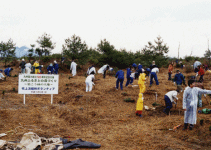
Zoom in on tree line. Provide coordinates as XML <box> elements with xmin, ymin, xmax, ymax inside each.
<box><xmin>1</xmin><ymin>33</ymin><xmax>211</xmax><ymax>69</ymax></box>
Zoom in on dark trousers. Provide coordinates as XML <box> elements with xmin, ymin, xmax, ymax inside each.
<box><xmin>116</xmin><ymin>78</ymin><xmax>124</xmax><ymax>90</ymax></box>
<box><xmin>199</xmin><ymin>75</ymin><xmax>204</xmax><ymax>82</ymax></box>
<box><xmin>125</xmin><ymin>77</ymin><xmax>133</xmax><ymax>87</ymax></box>
<box><xmin>103</xmin><ymin>70</ymin><xmax>107</xmax><ymax>78</ymax></box>
<box><xmin>164</xmin><ymin>95</ymin><xmax>172</xmax><ymax>114</ymax></box>
<box><xmin>168</xmin><ymin>72</ymin><xmax>172</xmax><ymax>80</ymax></box>
<box><xmin>150</xmin><ymin>72</ymin><xmax>159</xmax><ymax>85</ymax></box>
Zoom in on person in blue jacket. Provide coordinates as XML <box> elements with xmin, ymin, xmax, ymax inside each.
<box><xmin>47</xmin><ymin>63</ymin><xmax>54</xmax><ymax>74</ymax></box>
<box><xmin>135</xmin><ymin>63</ymin><xmax>143</xmax><ymax>79</ymax></box>
<box><xmin>125</xmin><ymin>66</ymin><xmax>133</xmax><ymax>87</ymax></box>
<box><xmin>173</xmin><ymin>70</ymin><xmax>185</xmax><ymax>92</ymax></box>
<box><xmin>4</xmin><ymin>67</ymin><xmax>13</xmax><ymax>77</ymax></box>
<box><xmin>115</xmin><ymin>69</ymin><xmax>124</xmax><ymax>90</ymax></box>
<box><xmin>53</xmin><ymin>60</ymin><xmax>59</xmax><ymax>74</ymax></box>
<box><xmin>132</xmin><ymin>63</ymin><xmax>137</xmax><ymax>70</ymax></box>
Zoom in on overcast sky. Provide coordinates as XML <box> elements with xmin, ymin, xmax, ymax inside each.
<box><xmin>1</xmin><ymin>0</ymin><xmax>211</xmax><ymax>58</ymax></box>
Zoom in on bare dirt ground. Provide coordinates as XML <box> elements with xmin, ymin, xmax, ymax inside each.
<box><xmin>0</xmin><ymin>63</ymin><xmax>211</xmax><ymax>150</ymax></box>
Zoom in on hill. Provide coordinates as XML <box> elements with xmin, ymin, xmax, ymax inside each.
<box><xmin>0</xmin><ymin>63</ymin><xmax>211</xmax><ymax>149</ymax></box>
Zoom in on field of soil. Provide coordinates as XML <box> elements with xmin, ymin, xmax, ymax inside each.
<box><xmin>0</xmin><ymin>62</ymin><xmax>211</xmax><ymax>149</ymax></box>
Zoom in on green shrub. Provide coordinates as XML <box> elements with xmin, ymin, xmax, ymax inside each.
<box><xmin>41</xmin><ymin>56</ymin><xmax>52</xmax><ymax>63</ymax></box>
<box><xmin>51</xmin><ymin>54</ymin><xmax>62</xmax><ymax>59</ymax></box>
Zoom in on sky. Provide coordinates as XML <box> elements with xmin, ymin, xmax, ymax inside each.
<box><xmin>1</xmin><ymin>0</ymin><xmax>211</xmax><ymax>58</ymax></box>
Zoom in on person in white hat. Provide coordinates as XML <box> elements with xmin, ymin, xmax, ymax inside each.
<box><xmin>19</xmin><ymin>59</ymin><xmax>26</xmax><ymax>74</ymax></box>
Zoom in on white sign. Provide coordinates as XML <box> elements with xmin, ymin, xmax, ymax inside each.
<box><xmin>18</xmin><ymin>74</ymin><xmax>59</xmax><ymax>94</ymax></box>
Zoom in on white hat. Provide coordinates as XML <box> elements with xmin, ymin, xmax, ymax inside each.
<box><xmin>22</xmin><ymin>59</ymin><xmax>25</xmax><ymax>61</ymax></box>
<box><xmin>54</xmin><ymin>60</ymin><xmax>57</xmax><ymax>63</ymax></box>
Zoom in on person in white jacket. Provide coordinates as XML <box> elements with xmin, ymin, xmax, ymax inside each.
<box><xmin>163</xmin><ymin>89</ymin><xmax>180</xmax><ymax>115</ymax></box>
<box><xmin>25</xmin><ymin>62</ymin><xmax>32</xmax><ymax>74</ymax></box>
<box><xmin>87</xmin><ymin>65</ymin><xmax>96</xmax><ymax>75</ymax></box>
<box><xmin>85</xmin><ymin>73</ymin><xmax>95</xmax><ymax>92</ymax></box>
<box><xmin>150</xmin><ymin>67</ymin><xmax>159</xmax><ymax>86</ymax></box>
<box><xmin>98</xmin><ymin>64</ymin><xmax>109</xmax><ymax>78</ymax></box>
<box><xmin>183</xmin><ymin>79</ymin><xmax>211</xmax><ymax>130</ymax></box>
<box><xmin>70</xmin><ymin>60</ymin><xmax>77</xmax><ymax>76</ymax></box>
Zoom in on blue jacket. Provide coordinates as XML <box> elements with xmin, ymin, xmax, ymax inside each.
<box><xmin>132</xmin><ymin>63</ymin><xmax>137</xmax><ymax>68</ymax></box>
<box><xmin>115</xmin><ymin>70</ymin><xmax>124</xmax><ymax>80</ymax></box>
<box><xmin>126</xmin><ymin>68</ymin><xmax>132</xmax><ymax>78</ymax></box>
<box><xmin>47</xmin><ymin>65</ymin><xmax>54</xmax><ymax>73</ymax></box>
<box><xmin>4</xmin><ymin>68</ymin><xmax>11</xmax><ymax>76</ymax></box>
<box><xmin>54</xmin><ymin>63</ymin><xmax>59</xmax><ymax>70</ymax></box>
<box><xmin>174</xmin><ymin>73</ymin><xmax>184</xmax><ymax>85</ymax></box>
<box><xmin>138</xmin><ymin>65</ymin><xmax>143</xmax><ymax>70</ymax></box>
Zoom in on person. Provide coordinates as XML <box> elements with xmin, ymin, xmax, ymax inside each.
<box><xmin>149</xmin><ymin>61</ymin><xmax>158</xmax><ymax>70</ymax></box>
<box><xmin>125</xmin><ymin>66</ymin><xmax>133</xmax><ymax>87</ymax></box>
<box><xmin>97</xmin><ymin>64</ymin><xmax>109</xmax><ymax>78</ymax></box>
<box><xmin>193</xmin><ymin>60</ymin><xmax>201</xmax><ymax>73</ymax></box>
<box><xmin>4</xmin><ymin>67</ymin><xmax>13</xmax><ymax>77</ymax></box>
<box><xmin>132</xmin><ymin>63</ymin><xmax>137</xmax><ymax>70</ymax></box>
<box><xmin>150</xmin><ymin>67</ymin><xmax>159</xmax><ymax>86</ymax></box>
<box><xmin>85</xmin><ymin>73</ymin><xmax>95</xmax><ymax>92</ymax></box>
<box><xmin>70</xmin><ymin>60</ymin><xmax>77</xmax><ymax>76</ymax></box>
<box><xmin>19</xmin><ymin>59</ymin><xmax>26</xmax><ymax>74</ymax></box>
<box><xmin>0</xmin><ymin>69</ymin><xmax>5</xmax><ymax>80</ymax></box>
<box><xmin>38</xmin><ymin>65</ymin><xmax>43</xmax><ymax>74</ymax></box>
<box><xmin>87</xmin><ymin>65</ymin><xmax>96</xmax><ymax>75</ymax></box>
<box><xmin>204</xmin><ymin>64</ymin><xmax>208</xmax><ymax>71</ymax></box>
<box><xmin>135</xmin><ymin>64</ymin><xmax>143</xmax><ymax>79</ymax></box>
<box><xmin>25</xmin><ymin>62</ymin><xmax>32</xmax><ymax>74</ymax></box>
<box><xmin>33</xmin><ymin>60</ymin><xmax>40</xmax><ymax>74</ymax></box>
<box><xmin>183</xmin><ymin>79</ymin><xmax>211</xmax><ymax>130</ymax></box>
<box><xmin>47</xmin><ymin>63</ymin><xmax>54</xmax><ymax>74</ymax></box>
<box><xmin>115</xmin><ymin>69</ymin><xmax>124</xmax><ymax>90</ymax></box>
<box><xmin>168</xmin><ymin>62</ymin><xmax>173</xmax><ymax>80</ymax></box>
<box><xmin>145</xmin><ymin>68</ymin><xmax>151</xmax><ymax>77</ymax></box>
<box><xmin>179</xmin><ymin>61</ymin><xmax>184</xmax><ymax>69</ymax></box>
<box><xmin>163</xmin><ymin>89</ymin><xmax>180</xmax><ymax>115</ymax></box>
<box><xmin>195</xmin><ymin>82</ymin><xmax>204</xmax><ymax>108</ymax></box>
<box><xmin>196</xmin><ymin>65</ymin><xmax>205</xmax><ymax>82</ymax></box>
<box><xmin>136</xmin><ymin>72</ymin><xmax>146</xmax><ymax>117</ymax></box>
<box><xmin>61</xmin><ymin>56</ymin><xmax>65</xmax><ymax>65</ymax></box>
<box><xmin>173</xmin><ymin>70</ymin><xmax>185</xmax><ymax>92</ymax></box>
<box><xmin>53</xmin><ymin>60</ymin><xmax>59</xmax><ymax>74</ymax></box>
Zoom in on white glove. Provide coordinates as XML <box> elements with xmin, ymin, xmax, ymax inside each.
<box><xmin>174</xmin><ymin>82</ymin><xmax>176</xmax><ymax>86</ymax></box>
<box><xmin>204</xmin><ymin>94</ymin><xmax>206</xmax><ymax>97</ymax></box>
<box><xmin>49</xmin><ymin>71</ymin><xmax>51</xmax><ymax>73</ymax></box>
<box><xmin>41</xmin><ymin>65</ymin><xmax>43</xmax><ymax>67</ymax></box>
<box><xmin>196</xmin><ymin>73</ymin><xmax>198</xmax><ymax>77</ymax></box>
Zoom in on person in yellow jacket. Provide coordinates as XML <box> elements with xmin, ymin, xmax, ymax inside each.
<box><xmin>136</xmin><ymin>72</ymin><xmax>146</xmax><ymax>117</ymax></box>
<box><xmin>33</xmin><ymin>60</ymin><xmax>40</xmax><ymax>74</ymax></box>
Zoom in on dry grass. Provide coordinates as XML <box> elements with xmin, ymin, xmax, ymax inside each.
<box><xmin>0</xmin><ymin>64</ymin><xmax>210</xmax><ymax>149</ymax></box>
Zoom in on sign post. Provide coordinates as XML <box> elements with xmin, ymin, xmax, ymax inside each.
<box><xmin>18</xmin><ymin>74</ymin><xmax>59</xmax><ymax>104</ymax></box>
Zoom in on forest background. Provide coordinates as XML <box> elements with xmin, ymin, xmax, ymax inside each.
<box><xmin>1</xmin><ymin>33</ymin><xmax>211</xmax><ymax>71</ymax></box>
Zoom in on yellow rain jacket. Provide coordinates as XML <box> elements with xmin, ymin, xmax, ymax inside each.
<box><xmin>33</xmin><ymin>62</ymin><xmax>40</xmax><ymax>74</ymax></box>
<box><xmin>136</xmin><ymin>73</ymin><xmax>146</xmax><ymax>114</ymax></box>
